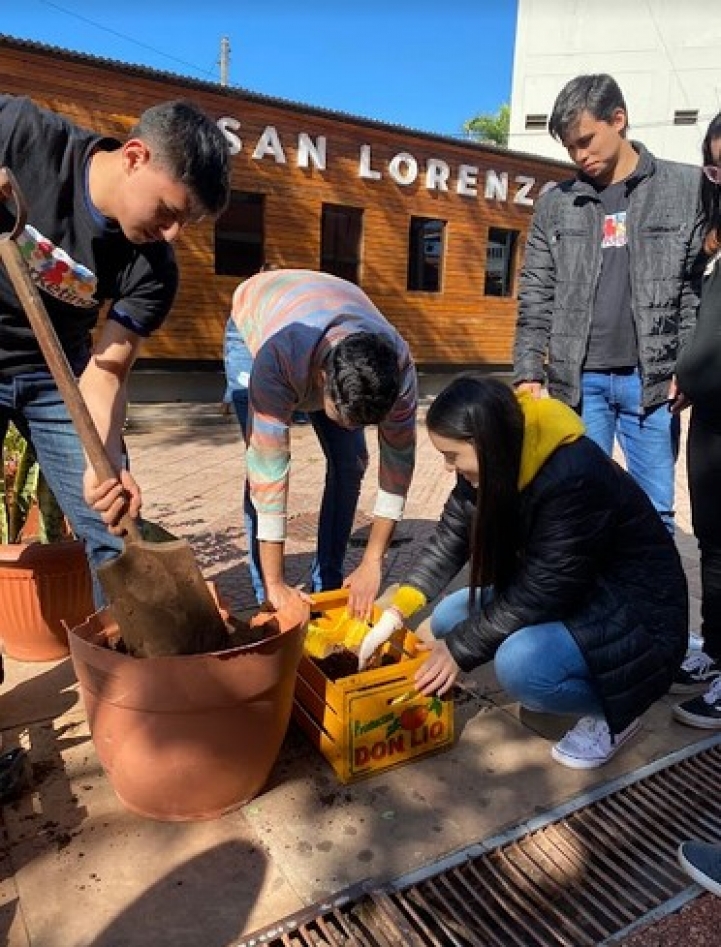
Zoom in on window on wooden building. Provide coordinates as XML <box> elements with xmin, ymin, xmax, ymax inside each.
<box><xmin>484</xmin><ymin>227</ymin><xmax>519</xmax><ymax>297</ymax></box>
<box><xmin>214</xmin><ymin>191</ymin><xmax>265</xmax><ymax>276</ymax></box>
<box><xmin>407</xmin><ymin>217</ymin><xmax>445</xmax><ymax>292</ymax></box>
<box><xmin>321</xmin><ymin>204</ymin><xmax>363</xmax><ymax>283</ymax></box>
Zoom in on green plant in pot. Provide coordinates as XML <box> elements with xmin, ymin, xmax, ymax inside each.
<box><xmin>1</xmin><ymin>422</ymin><xmax>73</xmax><ymax>544</ymax></box>
<box><xmin>0</xmin><ymin>422</ymin><xmax>93</xmax><ymax>661</ymax></box>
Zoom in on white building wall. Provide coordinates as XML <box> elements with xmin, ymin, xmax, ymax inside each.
<box><xmin>508</xmin><ymin>0</ymin><xmax>721</xmax><ymax>166</ymax></box>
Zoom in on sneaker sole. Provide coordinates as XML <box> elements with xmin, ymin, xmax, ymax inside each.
<box><xmin>673</xmin><ymin>706</ymin><xmax>721</xmax><ymax>729</ymax></box>
<box><xmin>669</xmin><ymin>677</ymin><xmax>721</xmax><ymax>695</ymax></box>
<box><xmin>678</xmin><ymin>845</ymin><xmax>721</xmax><ymax>896</ymax></box>
<box><xmin>551</xmin><ymin>720</ymin><xmax>642</xmax><ymax>770</ymax></box>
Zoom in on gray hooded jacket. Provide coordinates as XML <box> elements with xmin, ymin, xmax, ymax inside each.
<box><xmin>513</xmin><ymin>143</ymin><xmax>705</xmax><ymax>409</ymax></box>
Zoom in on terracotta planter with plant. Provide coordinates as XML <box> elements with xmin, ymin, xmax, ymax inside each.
<box><xmin>0</xmin><ymin>423</ymin><xmax>93</xmax><ymax>661</ymax></box>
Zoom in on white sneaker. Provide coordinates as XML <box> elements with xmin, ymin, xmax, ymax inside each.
<box><xmin>551</xmin><ymin>716</ymin><xmax>641</xmax><ymax>770</ymax></box>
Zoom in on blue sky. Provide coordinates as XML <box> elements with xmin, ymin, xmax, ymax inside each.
<box><xmin>2</xmin><ymin>0</ymin><xmax>518</xmax><ymax>138</ymax></box>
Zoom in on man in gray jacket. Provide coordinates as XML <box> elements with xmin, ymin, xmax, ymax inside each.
<box><xmin>513</xmin><ymin>73</ymin><xmax>704</xmax><ymax>535</ymax></box>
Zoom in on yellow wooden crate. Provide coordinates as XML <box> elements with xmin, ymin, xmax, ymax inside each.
<box><xmin>293</xmin><ymin>590</ymin><xmax>454</xmax><ymax>784</ymax></box>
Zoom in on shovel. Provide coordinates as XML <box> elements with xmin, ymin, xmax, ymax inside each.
<box><xmin>0</xmin><ymin>167</ymin><xmax>229</xmax><ymax>658</ymax></box>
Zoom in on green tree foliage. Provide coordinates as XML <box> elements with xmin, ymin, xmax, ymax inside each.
<box><xmin>463</xmin><ymin>103</ymin><xmax>510</xmax><ymax>148</ymax></box>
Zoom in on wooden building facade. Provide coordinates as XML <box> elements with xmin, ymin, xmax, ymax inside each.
<box><xmin>1</xmin><ymin>34</ymin><xmax>570</xmax><ymax>377</ymax></box>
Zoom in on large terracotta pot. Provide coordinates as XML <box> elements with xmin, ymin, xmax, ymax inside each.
<box><xmin>0</xmin><ymin>540</ymin><xmax>93</xmax><ymax>661</ymax></box>
<box><xmin>68</xmin><ymin>596</ymin><xmax>309</xmax><ymax>821</ymax></box>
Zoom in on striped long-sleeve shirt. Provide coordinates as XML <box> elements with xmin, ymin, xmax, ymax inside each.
<box><xmin>231</xmin><ymin>269</ymin><xmax>418</xmax><ymax>542</ymax></box>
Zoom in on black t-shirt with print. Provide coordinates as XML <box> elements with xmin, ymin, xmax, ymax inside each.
<box><xmin>584</xmin><ymin>177</ymin><xmax>638</xmax><ymax>372</ymax></box>
<box><xmin>0</xmin><ymin>95</ymin><xmax>179</xmax><ymax>376</ymax></box>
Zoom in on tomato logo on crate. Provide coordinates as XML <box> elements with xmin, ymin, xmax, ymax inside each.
<box><xmin>350</xmin><ymin>694</ymin><xmax>449</xmax><ymax>772</ymax></box>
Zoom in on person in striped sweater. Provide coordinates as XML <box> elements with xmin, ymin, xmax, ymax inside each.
<box><xmin>227</xmin><ymin>268</ymin><xmax>418</xmax><ymax>618</ymax></box>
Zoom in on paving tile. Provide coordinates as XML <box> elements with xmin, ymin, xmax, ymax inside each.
<box><xmin>0</xmin><ymin>846</ymin><xmax>29</xmax><ymax>947</ymax></box>
<box><xmin>1</xmin><ymin>716</ymin><xmax>302</xmax><ymax>946</ymax></box>
<box><xmin>1</xmin><ymin>656</ymin><xmax>81</xmax><ymax>732</ymax></box>
<box><xmin>239</xmin><ymin>704</ymin><xmax>498</xmax><ymax>902</ymax></box>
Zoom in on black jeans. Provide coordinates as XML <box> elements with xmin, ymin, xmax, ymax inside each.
<box><xmin>688</xmin><ymin>408</ymin><xmax>721</xmax><ymax>661</ymax></box>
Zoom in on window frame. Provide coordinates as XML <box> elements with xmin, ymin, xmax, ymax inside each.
<box><xmin>484</xmin><ymin>226</ymin><xmax>519</xmax><ymax>298</ymax></box>
<box><xmin>320</xmin><ymin>203</ymin><xmax>364</xmax><ymax>284</ymax></box>
<box><xmin>407</xmin><ymin>216</ymin><xmax>446</xmax><ymax>293</ymax></box>
<box><xmin>214</xmin><ymin>190</ymin><xmax>265</xmax><ymax>277</ymax></box>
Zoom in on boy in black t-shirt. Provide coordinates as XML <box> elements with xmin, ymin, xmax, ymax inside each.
<box><xmin>0</xmin><ymin>95</ymin><xmax>230</xmax><ymax>603</ymax></box>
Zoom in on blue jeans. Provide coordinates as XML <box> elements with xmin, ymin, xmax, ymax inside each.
<box><xmin>431</xmin><ymin>588</ymin><xmax>603</xmax><ymax>716</ymax></box>
<box><xmin>580</xmin><ymin>370</ymin><xmax>678</xmax><ymax>534</ymax></box>
<box><xmin>225</xmin><ymin>321</ymin><xmax>264</xmax><ymax>601</ymax></box>
<box><xmin>225</xmin><ymin>323</ymin><xmax>369</xmax><ymax>602</ymax></box>
<box><xmin>0</xmin><ymin>373</ymin><xmax>124</xmax><ymax>606</ymax></box>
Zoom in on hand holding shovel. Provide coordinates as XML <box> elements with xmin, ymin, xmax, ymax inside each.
<box><xmin>0</xmin><ymin>167</ymin><xmax>229</xmax><ymax>657</ymax></box>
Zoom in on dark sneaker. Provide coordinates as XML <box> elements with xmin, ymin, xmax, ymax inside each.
<box><xmin>678</xmin><ymin>841</ymin><xmax>721</xmax><ymax>896</ymax></box>
<box><xmin>673</xmin><ymin>678</ymin><xmax>721</xmax><ymax>728</ymax></box>
<box><xmin>670</xmin><ymin>651</ymin><xmax>721</xmax><ymax>694</ymax></box>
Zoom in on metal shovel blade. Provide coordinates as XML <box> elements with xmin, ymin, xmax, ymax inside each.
<box><xmin>97</xmin><ymin>538</ymin><xmax>229</xmax><ymax>657</ymax></box>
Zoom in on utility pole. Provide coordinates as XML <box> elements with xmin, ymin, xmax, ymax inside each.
<box><xmin>219</xmin><ymin>36</ymin><xmax>230</xmax><ymax>86</ymax></box>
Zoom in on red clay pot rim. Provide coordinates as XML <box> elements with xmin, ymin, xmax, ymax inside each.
<box><xmin>0</xmin><ymin>539</ymin><xmax>84</xmax><ymax>565</ymax></box>
<box><xmin>67</xmin><ymin>599</ymin><xmax>310</xmax><ymax>661</ymax></box>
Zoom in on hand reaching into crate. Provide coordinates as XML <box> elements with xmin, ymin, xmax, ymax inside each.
<box><xmin>357</xmin><ymin>584</ymin><xmax>429</xmax><ymax>669</ymax></box>
<box><xmin>357</xmin><ymin>607</ymin><xmax>404</xmax><ymax>669</ymax></box>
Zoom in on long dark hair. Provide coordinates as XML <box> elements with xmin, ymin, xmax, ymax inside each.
<box><xmin>426</xmin><ymin>375</ymin><xmax>524</xmax><ymax>599</ymax></box>
<box><xmin>702</xmin><ymin>112</ymin><xmax>721</xmax><ymax>256</ymax></box>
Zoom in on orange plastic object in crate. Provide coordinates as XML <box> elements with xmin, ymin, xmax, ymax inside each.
<box><xmin>292</xmin><ymin>590</ymin><xmax>455</xmax><ymax>783</ymax></box>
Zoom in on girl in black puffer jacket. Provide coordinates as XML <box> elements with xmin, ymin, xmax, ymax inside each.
<box><xmin>361</xmin><ymin>375</ymin><xmax>687</xmax><ymax>770</ymax></box>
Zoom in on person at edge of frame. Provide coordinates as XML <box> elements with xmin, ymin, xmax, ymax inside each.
<box><xmin>0</xmin><ymin>95</ymin><xmax>230</xmax><ymax>602</ymax></box>
<box><xmin>671</xmin><ymin>115</ymin><xmax>721</xmax><ymax>721</ymax></box>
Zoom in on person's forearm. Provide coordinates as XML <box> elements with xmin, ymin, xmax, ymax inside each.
<box><xmin>77</xmin><ymin>320</ymin><xmax>139</xmax><ymax>472</ymax></box>
<box><xmin>78</xmin><ymin>358</ymin><xmax>128</xmax><ymax>471</ymax></box>
<box><xmin>258</xmin><ymin>539</ymin><xmax>286</xmax><ymax>596</ymax></box>
<box><xmin>360</xmin><ymin>516</ymin><xmax>396</xmax><ymax>568</ymax></box>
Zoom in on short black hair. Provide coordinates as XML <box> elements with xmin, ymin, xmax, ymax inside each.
<box><xmin>131</xmin><ymin>99</ymin><xmax>231</xmax><ymax>216</ymax></box>
<box><xmin>325</xmin><ymin>332</ymin><xmax>401</xmax><ymax>427</ymax></box>
<box><xmin>549</xmin><ymin>74</ymin><xmax>628</xmax><ymax>143</ymax></box>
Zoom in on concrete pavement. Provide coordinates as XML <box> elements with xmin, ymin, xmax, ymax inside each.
<box><xmin>0</xmin><ymin>404</ymin><xmax>711</xmax><ymax>947</ymax></box>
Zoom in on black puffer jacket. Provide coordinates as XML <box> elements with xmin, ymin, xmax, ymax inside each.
<box><xmin>406</xmin><ymin>437</ymin><xmax>688</xmax><ymax>735</ymax></box>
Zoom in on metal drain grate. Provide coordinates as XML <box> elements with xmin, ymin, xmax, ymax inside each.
<box><xmin>238</xmin><ymin>737</ymin><xmax>721</xmax><ymax>946</ymax></box>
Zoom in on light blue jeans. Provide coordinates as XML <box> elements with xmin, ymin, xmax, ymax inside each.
<box><xmin>224</xmin><ymin>320</ymin><xmax>369</xmax><ymax>603</ymax></box>
<box><xmin>431</xmin><ymin>588</ymin><xmax>603</xmax><ymax>716</ymax></box>
<box><xmin>0</xmin><ymin>373</ymin><xmax>124</xmax><ymax>606</ymax></box>
<box><xmin>580</xmin><ymin>369</ymin><xmax>678</xmax><ymax>534</ymax></box>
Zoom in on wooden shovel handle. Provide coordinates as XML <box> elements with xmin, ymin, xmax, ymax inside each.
<box><xmin>0</xmin><ymin>167</ymin><xmax>140</xmax><ymax>541</ymax></box>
